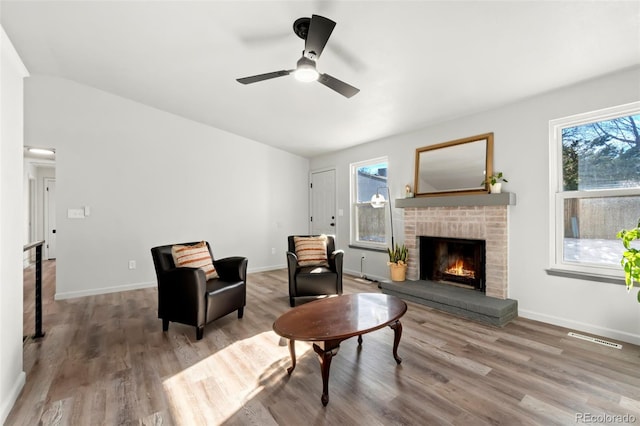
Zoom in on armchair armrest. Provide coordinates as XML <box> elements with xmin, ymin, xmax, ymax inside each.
<box><xmin>329</xmin><ymin>250</ymin><xmax>344</xmax><ymax>272</ymax></box>
<box><xmin>330</xmin><ymin>250</ymin><xmax>344</xmax><ymax>294</ymax></box>
<box><xmin>213</xmin><ymin>256</ymin><xmax>248</xmax><ymax>282</ymax></box>
<box><xmin>286</xmin><ymin>251</ymin><xmax>298</xmax><ymax>269</ymax></box>
<box><xmin>159</xmin><ymin>267</ymin><xmax>207</xmax><ymax>293</ymax></box>
<box><xmin>157</xmin><ymin>267</ymin><xmax>207</xmax><ymax>323</ymax></box>
<box><xmin>286</xmin><ymin>251</ymin><xmax>298</xmax><ymax>294</ymax></box>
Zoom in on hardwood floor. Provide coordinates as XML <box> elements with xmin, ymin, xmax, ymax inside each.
<box><xmin>11</xmin><ymin>260</ymin><xmax>640</xmax><ymax>425</ymax></box>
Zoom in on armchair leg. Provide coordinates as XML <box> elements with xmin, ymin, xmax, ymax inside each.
<box><xmin>289</xmin><ymin>297</ymin><xmax>295</xmax><ymax>308</ymax></box>
<box><xmin>238</xmin><ymin>307</ymin><xmax>244</xmax><ymax>319</ymax></box>
<box><xmin>162</xmin><ymin>318</ymin><xmax>169</xmax><ymax>332</ymax></box>
<box><xmin>196</xmin><ymin>326</ymin><xmax>204</xmax><ymax>340</ymax></box>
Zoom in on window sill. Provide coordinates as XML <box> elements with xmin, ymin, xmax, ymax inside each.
<box><xmin>348</xmin><ymin>244</ymin><xmax>388</xmax><ymax>253</ymax></box>
<box><xmin>545</xmin><ymin>268</ymin><xmax>625</xmax><ymax>285</ymax></box>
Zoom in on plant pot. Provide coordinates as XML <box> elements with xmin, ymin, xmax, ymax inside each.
<box><xmin>389</xmin><ymin>263</ymin><xmax>407</xmax><ymax>282</ymax></box>
<box><xmin>490</xmin><ymin>182</ymin><xmax>502</xmax><ymax>194</ymax></box>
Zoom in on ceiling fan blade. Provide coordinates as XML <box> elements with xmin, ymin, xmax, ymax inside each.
<box><xmin>318</xmin><ymin>73</ymin><xmax>360</xmax><ymax>98</ymax></box>
<box><xmin>327</xmin><ymin>42</ymin><xmax>367</xmax><ymax>72</ymax></box>
<box><xmin>305</xmin><ymin>15</ymin><xmax>336</xmax><ymax>59</ymax></box>
<box><xmin>236</xmin><ymin>70</ymin><xmax>292</xmax><ymax>85</ymax></box>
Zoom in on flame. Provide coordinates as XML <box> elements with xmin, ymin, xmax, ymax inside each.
<box><xmin>445</xmin><ymin>259</ymin><xmax>475</xmax><ymax>278</ymax></box>
<box><xmin>453</xmin><ymin>259</ymin><xmax>463</xmax><ymax>275</ymax></box>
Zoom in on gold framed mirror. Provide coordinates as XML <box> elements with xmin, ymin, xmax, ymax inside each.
<box><xmin>414</xmin><ymin>133</ymin><xmax>493</xmax><ymax>197</ymax></box>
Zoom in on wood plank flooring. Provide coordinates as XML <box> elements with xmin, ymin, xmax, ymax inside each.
<box><xmin>10</xmin><ymin>260</ymin><xmax>640</xmax><ymax>425</ymax></box>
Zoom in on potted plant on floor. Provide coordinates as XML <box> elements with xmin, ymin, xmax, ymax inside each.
<box><xmin>388</xmin><ymin>243</ymin><xmax>408</xmax><ymax>282</ymax></box>
<box><xmin>617</xmin><ymin>218</ymin><xmax>640</xmax><ymax>302</ymax></box>
<box><xmin>481</xmin><ymin>172</ymin><xmax>508</xmax><ymax>194</ymax></box>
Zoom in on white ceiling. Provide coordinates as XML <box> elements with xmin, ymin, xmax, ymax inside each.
<box><xmin>2</xmin><ymin>1</ymin><xmax>639</xmax><ymax>158</ymax></box>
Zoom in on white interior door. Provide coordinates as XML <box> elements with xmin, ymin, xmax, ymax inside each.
<box><xmin>45</xmin><ymin>178</ymin><xmax>56</xmax><ymax>259</ymax></box>
<box><xmin>310</xmin><ymin>169</ymin><xmax>336</xmax><ymax>237</ymax></box>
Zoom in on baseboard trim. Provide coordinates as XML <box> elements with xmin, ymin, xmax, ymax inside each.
<box><xmin>519</xmin><ymin>309</ymin><xmax>640</xmax><ymax>346</ymax></box>
<box><xmin>0</xmin><ymin>371</ymin><xmax>25</xmax><ymax>425</ymax></box>
<box><xmin>248</xmin><ymin>264</ymin><xmax>286</xmax><ymax>273</ymax></box>
<box><xmin>55</xmin><ymin>281</ymin><xmax>156</xmax><ymax>300</ymax></box>
<box><xmin>53</xmin><ymin>264</ymin><xmax>290</xmax><ymax>300</ymax></box>
<box><xmin>343</xmin><ymin>268</ymin><xmax>386</xmax><ymax>283</ymax></box>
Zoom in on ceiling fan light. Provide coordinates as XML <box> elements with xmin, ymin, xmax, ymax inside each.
<box><xmin>294</xmin><ymin>68</ymin><xmax>319</xmax><ymax>82</ymax></box>
<box><xmin>294</xmin><ymin>56</ymin><xmax>319</xmax><ymax>82</ymax></box>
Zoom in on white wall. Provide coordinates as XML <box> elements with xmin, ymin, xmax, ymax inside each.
<box><xmin>0</xmin><ymin>26</ymin><xmax>28</xmax><ymax>425</ymax></box>
<box><xmin>24</xmin><ymin>75</ymin><xmax>310</xmax><ymax>299</ymax></box>
<box><xmin>311</xmin><ymin>66</ymin><xmax>640</xmax><ymax>345</ymax></box>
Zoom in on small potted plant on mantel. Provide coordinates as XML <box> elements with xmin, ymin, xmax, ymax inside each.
<box><xmin>481</xmin><ymin>172</ymin><xmax>508</xmax><ymax>194</ymax></box>
<box><xmin>388</xmin><ymin>243</ymin><xmax>408</xmax><ymax>282</ymax></box>
<box><xmin>617</xmin><ymin>218</ymin><xmax>640</xmax><ymax>302</ymax></box>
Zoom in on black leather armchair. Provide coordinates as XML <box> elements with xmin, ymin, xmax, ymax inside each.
<box><xmin>151</xmin><ymin>241</ymin><xmax>247</xmax><ymax>340</ymax></box>
<box><xmin>286</xmin><ymin>235</ymin><xmax>344</xmax><ymax>307</ymax></box>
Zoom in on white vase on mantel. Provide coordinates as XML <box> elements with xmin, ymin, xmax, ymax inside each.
<box><xmin>490</xmin><ymin>183</ymin><xmax>502</xmax><ymax>194</ymax></box>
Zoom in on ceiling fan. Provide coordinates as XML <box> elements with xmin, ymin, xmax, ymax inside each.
<box><xmin>236</xmin><ymin>15</ymin><xmax>360</xmax><ymax>98</ymax></box>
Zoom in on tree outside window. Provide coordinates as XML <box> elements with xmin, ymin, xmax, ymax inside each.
<box><xmin>552</xmin><ymin>104</ymin><xmax>640</xmax><ymax>275</ymax></box>
<box><xmin>562</xmin><ymin>114</ymin><xmax>640</xmax><ymax>191</ymax></box>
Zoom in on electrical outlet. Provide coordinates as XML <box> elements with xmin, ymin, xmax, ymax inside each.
<box><xmin>128</xmin><ymin>260</ymin><xmax>136</xmax><ymax>270</ymax></box>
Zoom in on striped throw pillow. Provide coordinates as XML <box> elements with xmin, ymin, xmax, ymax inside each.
<box><xmin>171</xmin><ymin>242</ymin><xmax>218</xmax><ymax>280</ymax></box>
<box><xmin>294</xmin><ymin>235</ymin><xmax>329</xmax><ymax>267</ymax></box>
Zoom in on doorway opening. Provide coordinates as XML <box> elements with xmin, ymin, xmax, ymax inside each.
<box><xmin>23</xmin><ymin>147</ymin><xmax>57</xmax><ymax>340</ymax></box>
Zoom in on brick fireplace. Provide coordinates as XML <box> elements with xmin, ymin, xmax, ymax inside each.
<box><xmin>381</xmin><ymin>193</ymin><xmax>517</xmax><ymax>326</ymax></box>
<box><xmin>397</xmin><ymin>194</ymin><xmax>514</xmax><ymax>300</ymax></box>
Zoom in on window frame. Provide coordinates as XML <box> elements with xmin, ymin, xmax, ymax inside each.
<box><xmin>350</xmin><ymin>156</ymin><xmax>389</xmax><ymax>250</ymax></box>
<box><xmin>548</xmin><ymin>101</ymin><xmax>640</xmax><ymax>278</ymax></box>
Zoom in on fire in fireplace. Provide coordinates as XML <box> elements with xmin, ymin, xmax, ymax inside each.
<box><xmin>420</xmin><ymin>236</ymin><xmax>486</xmax><ymax>291</ymax></box>
<box><xmin>445</xmin><ymin>259</ymin><xmax>475</xmax><ymax>279</ymax></box>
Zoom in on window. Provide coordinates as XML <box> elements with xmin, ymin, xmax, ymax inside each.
<box><xmin>549</xmin><ymin>102</ymin><xmax>640</xmax><ymax>278</ymax></box>
<box><xmin>351</xmin><ymin>157</ymin><xmax>389</xmax><ymax>249</ymax></box>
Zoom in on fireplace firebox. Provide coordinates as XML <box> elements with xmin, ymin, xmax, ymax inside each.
<box><xmin>420</xmin><ymin>236</ymin><xmax>486</xmax><ymax>292</ymax></box>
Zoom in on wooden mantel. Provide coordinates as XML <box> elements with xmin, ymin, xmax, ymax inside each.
<box><xmin>395</xmin><ymin>192</ymin><xmax>516</xmax><ymax>208</ymax></box>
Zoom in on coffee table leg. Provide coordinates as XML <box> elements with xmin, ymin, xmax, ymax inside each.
<box><xmin>287</xmin><ymin>339</ymin><xmax>296</xmax><ymax>374</ymax></box>
<box><xmin>389</xmin><ymin>320</ymin><xmax>403</xmax><ymax>364</ymax></box>
<box><xmin>313</xmin><ymin>341</ymin><xmax>340</xmax><ymax>406</ymax></box>
<box><xmin>358</xmin><ymin>335</ymin><xmax>363</xmax><ymax>346</ymax></box>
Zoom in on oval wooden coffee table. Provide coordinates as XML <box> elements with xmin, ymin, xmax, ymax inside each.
<box><xmin>273</xmin><ymin>293</ymin><xmax>407</xmax><ymax>406</ymax></box>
